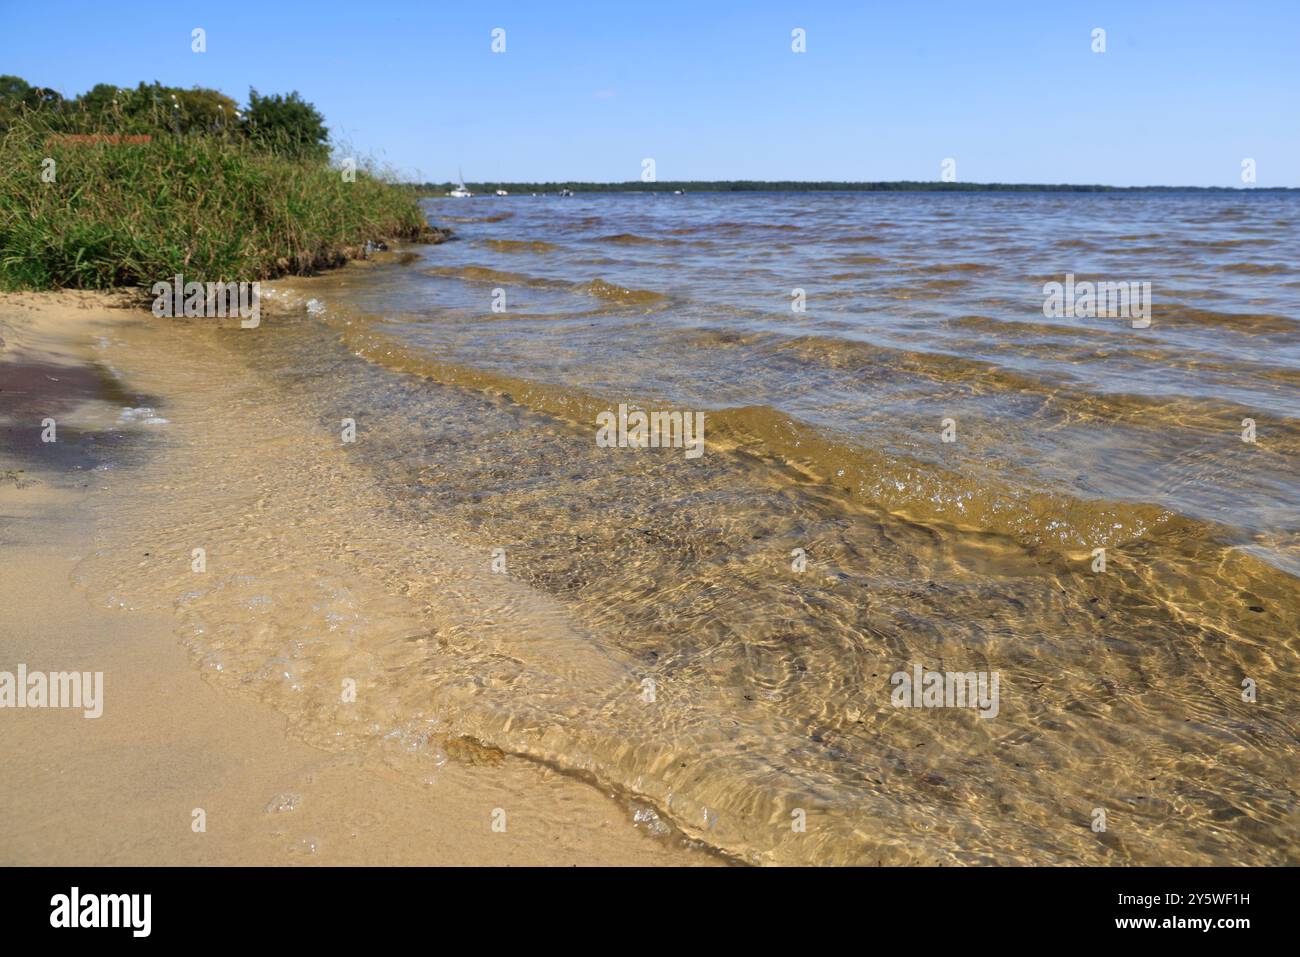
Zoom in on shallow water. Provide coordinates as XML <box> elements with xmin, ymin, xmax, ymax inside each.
<box><xmin>80</xmin><ymin>191</ymin><xmax>1298</xmax><ymax>864</ymax></box>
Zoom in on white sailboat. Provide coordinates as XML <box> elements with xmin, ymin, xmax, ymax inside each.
<box><xmin>448</xmin><ymin>169</ymin><xmax>473</xmax><ymax>198</ymax></box>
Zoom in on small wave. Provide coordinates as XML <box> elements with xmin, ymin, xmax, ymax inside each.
<box><xmin>911</xmin><ymin>262</ymin><xmax>1000</xmax><ymax>275</ymax></box>
<box><xmin>769</xmin><ymin>333</ymin><xmax>1300</xmax><ymax>438</ymax></box>
<box><xmin>483</xmin><ymin>239</ymin><xmax>559</xmax><ymax>254</ymax></box>
<box><xmin>830</xmin><ymin>254</ymin><xmax>888</xmax><ymax>265</ymax></box>
<box><xmin>332</xmin><ymin>316</ymin><xmax>1219</xmax><ymax>555</ymax></box>
<box><xmin>1155</xmin><ymin>306</ymin><xmax>1296</xmax><ymax>333</ymax></box>
<box><xmin>117</xmin><ymin>406</ymin><xmax>168</xmax><ymax>426</ymax></box>
<box><xmin>1098</xmin><ymin>245</ymin><xmax>1167</xmax><ymax>256</ymax></box>
<box><xmin>666</xmin><ymin>222</ymin><xmax>800</xmax><ymax>236</ymax></box>
<box><xmin>576</xmin><ymin>278</ymin><xmax>669</xmax><ymax>305</ymax></box>
<box><xmin>596</xmin><ymin>232</ymin><xmax>662</xmax><ymax>245</ymax></box>
<box><xmin>439</xmin><ymin>212</ymin><xmax>515</xmax><ymax>224</ymax></box>
<box><xmin>1185</xmin><ymin>237</ymin><xmax>1271</xmax><ymax>249</ymax></box>
<box><xmin>883</xmin><ymin>277</ymin><xmax>970</xmax><ymax>297</ymax></box>
<box><xmin>425</xmin><ymin>265</ymin><xmax>538</xmax><ymax>286</ymax></box>
<box><xmin>947</xmin><ymin>314</ymin><xmax>1098</xmax><ymax>339</ymax></box>
<box><xmin>1221</xmin><ymin>262</ymin><xmax>1288</xmax><ymax>275</ymax></box>
<box><xmin>424</xmin><ymin>266</ymin><xmax>669</xmax><ymax>306</ymax></box>
<box><xmin>705</xmin><ymin>403</ymin><xmax>1193</xmax><ymax>551</ymax></box>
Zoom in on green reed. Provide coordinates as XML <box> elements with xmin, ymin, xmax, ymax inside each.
<box><xmin>0</xmin><ymin>110</ymin><xmax>439</xmax><ymax>291</ymax></box>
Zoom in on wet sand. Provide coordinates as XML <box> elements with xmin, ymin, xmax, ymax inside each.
<box><xmin>0</xmin><ymin>291</ymin><xmax>718</xmax><ymax>866</ymax></box>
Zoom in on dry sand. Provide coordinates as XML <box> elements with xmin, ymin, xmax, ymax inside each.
<box><xmin>0</xmin><ymin>291</ymin><xmax>719</xmax><ymax>866</ymax></box>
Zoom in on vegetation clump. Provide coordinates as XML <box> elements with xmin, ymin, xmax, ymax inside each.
<box><xmin>0</xmin><ymin>76</ymin><xmax>443</xmax><ymax>291</ymax></box>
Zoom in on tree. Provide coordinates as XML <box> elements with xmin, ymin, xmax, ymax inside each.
<box><xmin>243</xmin><ymin>88</ymin><xmax>329</xmax><ymax>161</ymax></box>
<box><xmin>0</xmin><ymin>75</ymin><xmax>64</xmax><ymax>128</ymax></box>
<box><xmin>0</xmin><ymin>75</ymin><xmax>32</xmax><ymax>127</ymax></box>
<box><xmin>0</xmin><ymin>75</ymin><xmax>331</xmax><ymax>158</ymax></box>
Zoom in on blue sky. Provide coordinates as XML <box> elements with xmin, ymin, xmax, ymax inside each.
<box><xmin>2</xmin><ymin>0</ymin><xmax>1296</xmax><ymax>186</ymax></box>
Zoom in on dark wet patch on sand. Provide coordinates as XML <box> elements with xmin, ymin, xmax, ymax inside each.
<box><xmin>0</xmin><ymin>353</ymin><xmax>160</xmax><ymax>471</ymax></box>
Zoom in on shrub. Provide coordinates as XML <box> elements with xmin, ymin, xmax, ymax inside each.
<box><xmin>0</xmin><ymin>109</ymin><xmax>442</xmax><ymax>291</ymax></box>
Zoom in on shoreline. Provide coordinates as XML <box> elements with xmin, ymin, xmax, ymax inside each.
<box><xmin>0</xmin><ymin>289</ymin><xmax>721</xmax><ymax>866</ymax></box>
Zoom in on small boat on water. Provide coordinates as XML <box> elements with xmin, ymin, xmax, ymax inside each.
<box><xmin>495</xmin><ymin>189</ymin><xmax>508</xmax><ymax>196</ymax></box>
<box><xmin>558</xmin><ymin>187</ymin><xmax>574</xmax><ymax>197</ymax></box>
<box><xmin>448</xmin><ymin>169</ymin><xmax>473</xmax><ymax>198</ymax></box>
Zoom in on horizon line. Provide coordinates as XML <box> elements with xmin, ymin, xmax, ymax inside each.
<box><xmin>402</xmin><ymin>179</ymin><xmax>1296</xmax><ymax>192</ymax></box>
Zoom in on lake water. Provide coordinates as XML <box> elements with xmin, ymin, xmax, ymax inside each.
<box><xmin>84</xmin><ymin>191</ymin><xmax>1300</xmax><ymax>864</ymax></box>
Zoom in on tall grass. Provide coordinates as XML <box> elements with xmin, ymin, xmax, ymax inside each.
<box><xmin>0</xmin><ymin>111</ymin><xmax>443</xmax><ymax>291</ymax></box>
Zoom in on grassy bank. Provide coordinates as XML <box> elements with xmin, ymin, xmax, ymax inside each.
<box><xmin>0</xmin><ymin>114</ymin><xmax>444</xmax><ymax>291</ymax></box>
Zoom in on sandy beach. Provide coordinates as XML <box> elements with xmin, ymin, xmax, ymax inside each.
<box><xmin>0</xmin><ymin>290</ymin><xmax>720</xmax><ymax>866</ymax></box>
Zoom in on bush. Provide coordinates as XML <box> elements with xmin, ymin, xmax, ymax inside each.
<box><xmin>0</xmin><ymin>76</ymin><xmax>329</xmax><ymax>155</ymax></box>
<box><xmin>244</xmin><ymin>89</ymin><xmax>329</xmax><ymax>162</ymax></box>
<box><xmin>0</xmin><ymin>110</ymin><xmax>442</xmax><ymax>291</ymax></box>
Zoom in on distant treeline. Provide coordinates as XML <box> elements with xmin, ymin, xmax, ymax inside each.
<box><xmin>406</xmin><ymin>180</ymin><xmax>1293</xmax><ymax>195</ymax></box>
<box><xmin>0</xmin><ymin>75</ymin><xmax>330</xmax><ymax>160</ymax></box>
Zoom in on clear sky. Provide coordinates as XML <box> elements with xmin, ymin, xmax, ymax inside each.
<box><xmin>2</xmin><ymin>0</ymin><xmax>1296</xmax><ymax>186</ymax></box>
